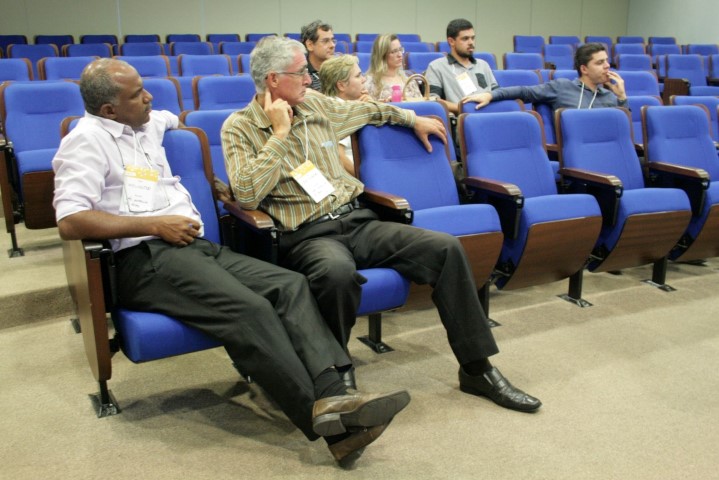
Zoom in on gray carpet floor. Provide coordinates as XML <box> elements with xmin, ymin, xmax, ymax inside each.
<box><xmin>2</xmin><ymin>225</ymin><xmax>718</xmax><ymax>479</ymax></box>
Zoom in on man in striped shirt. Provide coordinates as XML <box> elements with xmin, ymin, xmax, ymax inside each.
<box><xmin>222</xmin><ymin>36</ymin><xmax>541</xmax><ymax>414</ymax></box>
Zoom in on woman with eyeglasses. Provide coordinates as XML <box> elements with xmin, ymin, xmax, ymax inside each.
<box><xmin>364</xmin><ymin>34</ymin><xmax>423</xmax><ymax>102</ymax></box>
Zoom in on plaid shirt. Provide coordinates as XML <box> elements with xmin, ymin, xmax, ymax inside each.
<box><xmin>221</xmin><ymin>90</ymin><xmax>415</xmax><ymax>231</ymax></box>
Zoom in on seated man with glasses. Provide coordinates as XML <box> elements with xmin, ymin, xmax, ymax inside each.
<box><xmin>364</xmin><ymin>34</ymin><xmax>424</xmax><ymax>102</ymax></box>
<box><xmin>221</xmin><ymin>36</ymin><xmax>542</xmax><ymax>428</ymax></box>
<box><xmin>300</xmin><ymin>19</ymin><xmax>337</xmax><ymax>91</ymax></box>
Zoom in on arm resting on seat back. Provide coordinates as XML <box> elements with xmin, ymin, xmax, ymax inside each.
<box><xmin>646</xmin><ymin>161</ymin><xmax>709</xmax><ymax>216</ymax></box>
<box><xmin>560</xmin><ymin>167</ymin><xmax>623</xmax><ymax>227</ymax></box>
<box><xmin>463</xmin><ymin>176</ymin><xmax>523</xmax><ymax>240</ymax></box>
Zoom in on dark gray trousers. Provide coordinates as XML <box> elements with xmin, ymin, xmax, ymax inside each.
<box><xmin>115</xmin><ymin>238</ymin><xmax>350</xmax><ymax>440</ymax></box>
<box><xmin>279</xmin><ymin>208</ymin><xmax>499</xmax><ymax>365</ymax></box>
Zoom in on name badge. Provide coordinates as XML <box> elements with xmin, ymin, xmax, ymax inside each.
<box><xmin>290</xmin><ymin>160</ymin><xmax>335</xmax><ymax>203</ymax></box>
<box><xmin>455</xmin><ymin>71</ymin><xmax>477</xmax><ymax>97</ymax></box>
<box><xmin>121</xmin><ymin>165</ymin><xmax>160</xmax><ymax>213</ymax></box>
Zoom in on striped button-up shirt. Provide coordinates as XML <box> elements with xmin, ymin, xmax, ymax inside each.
<box><xmin>221</xmin><ymin>90</ymin><xmax>416</xmax><ymax>231</ymax></box>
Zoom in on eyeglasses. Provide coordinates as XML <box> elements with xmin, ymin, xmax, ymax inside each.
<box><xmin>318</xmin><ymin>38</ymin><xmax>337</xmax><ymax>45</ymax></box>
<box><xmin>277</xmin><ymin>66</ymin><xmax>310</xmax><ymax>77</ymax></box>
<box><xmin>389</xmin><ymin>47</ymin><xmax>405</xmax><ymax>55</ymax></box>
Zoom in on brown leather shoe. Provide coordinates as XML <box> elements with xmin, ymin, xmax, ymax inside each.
<box><xmin>328</xmin><ymin>423</ymin><xmax>389</xmax><ymax>463</ymax></box>
<box><xmin>312</xmin><ymin>389</ymin><xmax>410</xmax><ymax>436</ymax></box>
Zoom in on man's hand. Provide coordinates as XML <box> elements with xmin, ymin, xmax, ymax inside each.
<box><xmin>461</xmin><ymin>92</ymin><xmax>493</xmax><ymax>109</ymax></box>
<box><xmin>263</xmin><ymin>90</ymin><xmax>293</xmax><ymax>138</ymax></box>
<box><xmin>604</xmin><ymin>71</ymin><xmax>627</xmax><ymax>101</ymax></box>
<box><xmin>413</xmin><ymin>116</ymin><xmax>447</xmax><ymax>153</ymax></box>
<box><xmin>153</xmin><ymin>215</ymin><xmax>202</xmax><ymax>247</ymax></box>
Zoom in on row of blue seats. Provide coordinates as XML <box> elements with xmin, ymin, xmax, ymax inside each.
<box><xmin>515</xmin><ymin>34</ymin><xmax>687</xmax><ymax>51</ymax></box>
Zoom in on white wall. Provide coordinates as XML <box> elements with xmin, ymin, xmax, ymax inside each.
<box><xmin>628</xmin><ymin>0</ymin><xmax>719</xmax><ymax>44</ymax></box>
<box><xmin>0</xmin><ymin>0</ymin><xmax>628</xmax><ymax>60</ymax></box>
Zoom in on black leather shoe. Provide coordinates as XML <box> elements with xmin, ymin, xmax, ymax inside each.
<box><xmin>328</xmin><ymin>423</ymin><xmax>388</xmax><ymax>464</ymax></box>
<box><xmin>340</xmin><ymin>368</ymin><xmax>357</xmax><ymax>390</ymax></box>
<box><xmin>312</xmin><ymin>389</ymin><xmax>410</xmax><ymax>436</ymax></box>
<box><xmin>459</xmin><ymin>366</ymin><xmax>542</xmax><ymax>413</ymax></box>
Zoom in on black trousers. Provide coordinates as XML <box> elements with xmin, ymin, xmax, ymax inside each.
<box><xmin>279</xmin><ymin>208</ymin><xmax>499</xmax><ymax>365</ymax></box>
<box><xmin>114</xmin><ymin>238</ymin><xmax>350</xmax><ymax>440</ymax></box>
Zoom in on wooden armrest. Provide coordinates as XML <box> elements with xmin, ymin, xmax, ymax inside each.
<box><xmin>361</xmin><ymin>188</ymin><xmax>410</xmax><ymax>210</ymax></box>
<box><xmin>647</xmin><ymin>161</ymin><xmax>708</xmax><ymax>179</ymax></box>
<box><xmin>560</xmin><ymin>167</ymin><xmax>622</xmax><ymax>187</ymax></box>
<box><xmin>360</xmin><ymin>189</ymin><xmax>413</xmax><ymax>224</ymax></box>
<box><xmin>560</xmin><ymin>167</ymin><xmax>622</xmax><ymax>227</ymax></box>
<box><xmin>463</xmin><ymin>176</ymin><xmax>522</xmax><ymax>197</ymax></box>
<box><xmin>646</xmin><ymin>161</ymin><xmax>709</xmax><ymax>216</ymax></box>
<box><xmin>224</xmin><ymin>201</ymin><xmax>276</xmax><ymax>230</ymax></box>
<box><xmin>463</xmin><ymin>176</ymin><xmax>523</xmax><ymax>239</ymax></box>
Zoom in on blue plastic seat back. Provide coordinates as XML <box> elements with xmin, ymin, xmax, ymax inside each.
<box><xmin>0</xmin><ymin>35</ymin><xmax>28</xmax><ymax>56</ymax></box>
<box><xmin>115</xmin><ymin>55</ymin><xmax>170</xmax><ymax>77</ymax></box>
<box><xmin>402</xmin><ymin>42</ymin><xmax>432</xmax><ymax>53</ymax></box>
<box><xmin>493</xmin><ymin>69</ymin><xmax>542</xmax><ymax>88</ymax></box>
<box><xmin>65</xmin><ymin>43</ymin><xmax>113</xmax><ymax>58</ymax></box>
<box><xmin>355</xmin><ymin>41</ymin><xmax>374</xmax><ymax>53</ymax></box>
<box><xmin>120</xmin><ymin>42</ymin><xmax>163</xmax><ymax>56</ymax></box>
<box><xmin>503</xmin><ymin>52</ymin><xmax>543</xmax><ymax>70</ymax></box>
<box><xmin>8</xmin><ymin>44</ymin><xmax>58</xmax><ymax>79</ymax></box>
<box><xmin>621</xmin><ymin>70</ymin><xmax>660</xmax><ymax>96</ymax></box>
<box><xmin>357</xmin><ymin>123</ymin><xmax>459</xmax><ymax>211</ymax></box>
<box><xmin>3</xmin><ymin>81</ymin><xmax>85</xmax><ymax>154</ymax></box>
<box><xmin>40</xmin><ymin>56</ymin><xmax>96</xmax><ymax>80</ymax></box>
<box><xmin>666</xmin><ymin>54</ymin><xmax>707</xmax><ymax>87</ymax></box>
<box><xmin>616</xmin><ymin>54</ymin><xmax>653</xmax><ymax>72</ymax></box>
<box><xmin>549</xmin><ymin>35</ymin><xmax>580</xmax><ymax>47</ymax></box>
<box><xmin>513</xmin><ymin>35</ymin><xmax>544</xmax><ymax>54</ymax></box>
<box><xmin>355</xmin><ymin>53</ymin><xmax>370</xmax><ymax>72</ymax></box>
<box><xmin>195</xmin><ymin>75</ymin><xmax>256</xmax><ymax>110</ymax></box>
<box><xmin>559</xmin><ymin>108</ymin><xmax>646</xmax><ymax>190</ymax></box>
<box><xmin>181</xmin><ymin>109</ymin><xmax>236</xmax><ymax>184</ymax></box>
<box><xmin>396</xmin><ymin>34</ymin><xmax>421</xmax><ymax>42</ymax></box>
<box><xmin>649</xmin><ymin>37</ymin><xmax>676</xmax><ymax>45</ymax></box>
<box><xmin>220</xmin><ymin>41</ymin><xmax>256</xmax><ymax>55</ymax></box>
<box><xmin>585</xmin><ymin>36</ymin><xmax>613</xmax><ymax>49</ymax></box>
<box><xmin>543</xmin><ymin>44</ymin><xmax>574</xmax><ymax>69</ymax></box>
<box><xmin>474</xmin><ymin>52</ymin><xmax>497</xmax><ymax>69</ymax></box>
<box><xmin>0</xmin><ymin>58</ymin><xmax>33</xmax><ymax>81</ymax></box>
<box><xmin>81</xmin><ymin>34</ymin><xmax>118</xmax><ymax>45</ymax></box>
<box><xmin>626</xmin><ymin>95</ymin><xmax>663</xmax><ymax>144</ymax></box>
<box><xmin>461</xmin><ymin>99</ymin><xmax>525</xmax><ymax>115</ymax></box>
<box><xmin>644</xmin><ymin>105</ymin><xmax>719</xmax><ymax>179</ymax></box>
<box><xmin>551</xmin><ymin>69</ymin><xmax>578</xmax><ymax>81</ymax></box>
<box><xmin>617</xmin><ymin>36</ymin><xmax>644</xmax><ymax>44</ymax></box>
<box><xmin>163</xmin><ymin>129</ymin><xmax>221</xmax><ymax>243</ymax></box>
<box><xmin>125</xmin><ymin>34</ymin><xmax>161</xmax><ymax>43</ymax></box>
<box><xmin>167</xmin><ymin>34</ymin><xmax>201</xmax><ymax>43</ymax></box>
<box><xmin>142</xmin><ymin>77</ymin><xmax>182</xmax><ymax>114</ymax></box>
<box><xmin>171</xmin><ymin>42</ymin><xmax>213</xmax><ymax>56</ymax></box>
<box><xmin>179</xmin><ymin>54</ymin><xmax>232</xmax><ymax>76</ymax></box>
<box><xmin>392</xmin><ymin>100</ymin><xmax>456</xmax><ymax>160</ymax></box>
<box><xmin>356</xmin><ymin>33</ymin><xmax>379</xmax><ymax>42</ymax></box>
<box><xmin>245</xmin><ymin>33</ymin><xmax>275</xmax><ymax>42</ymax></box>
<box><xmin>406</xmin><ymin>52</ymin><xmax>444</xmax><ymax>73</ymax></box>
<box><xmin>670</xmin><ymin>96</ymin><xmax>719</xmax><ymax>141</ymax></box>
<box><xmin>613</xmin><ymin>43</ymin><xmax>645</xmax><ymax>59</ymax></box>
<box><xmin>462</xmin><ymin>112</ymin><xmax>557</xmax><ymax>199</ymax></box>
<box><xmin>35</xmin><ymin>34</ymin><xmax>74</xmax><ymax>49</ymax></box>
<box><xmin>238</xmin><ymin>54</ymin><xmax>251</xmax><ymax>74</ymax></box>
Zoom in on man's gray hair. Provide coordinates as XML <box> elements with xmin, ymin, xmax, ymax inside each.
<box><xmin>250</xmin><ymin>36</ymin><xmax>306</xmax><ymax>92</ymax></box>
<box><xmin>79</xmin><ymin>58</ymin><xmax>131</xmax><ymax>115</ymax></box>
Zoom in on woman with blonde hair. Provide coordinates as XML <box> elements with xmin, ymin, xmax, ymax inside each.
<box><xmin>365</xmin><ymin>34</ymin><xmax>423</xmax><ymax>102</ymax></box>
<box><xmin>319</xmin><ymin>54</ymin><xmax>371</xmax><ymax>174</ymax></box>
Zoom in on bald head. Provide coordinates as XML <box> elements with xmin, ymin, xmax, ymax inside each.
<box><xmin>80</xmin><ymin>58</ymin><xmax>136</xmax><ymax>115</ymax></box>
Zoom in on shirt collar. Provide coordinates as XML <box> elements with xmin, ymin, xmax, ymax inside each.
<box><xmin>447</xmin><ymin>53</ymin><xmax>477</xmax><ymax>66</ymax></box>
<box><xmin>84</xmin><ymin>111</ymin><xmax>150</xmax><ymax>138</ymax></box>
<box><xmin>247</xmin><ymin>92</ymin><xmax>318</xmax><ymax>130</ymax></box>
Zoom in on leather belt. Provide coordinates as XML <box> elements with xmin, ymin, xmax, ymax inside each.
<box><xmin>302</xmin><ymin>200</ymin><xmax>361</xmax><ymax>229</ymax></box>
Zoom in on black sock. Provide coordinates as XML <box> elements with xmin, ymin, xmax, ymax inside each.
<box><xmin>314</xmin><ymin>367</ymin><xmax>349</xmax><ymax>399</ymax></box>
<box><xmin>461</xmin><ymin>358</ymin><xmax>493</xmax><ymax>376</ymax></box>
